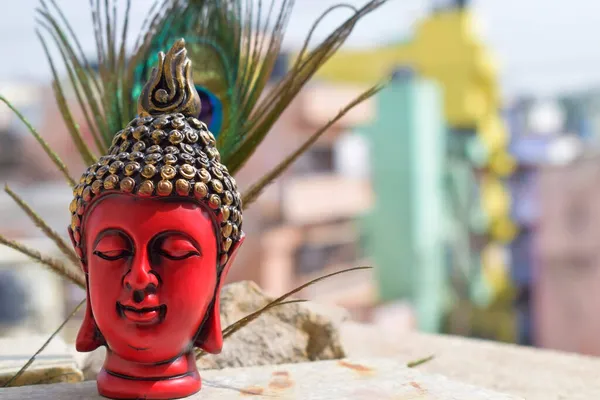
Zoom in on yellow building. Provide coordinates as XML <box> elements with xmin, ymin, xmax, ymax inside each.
<box><xmin>313</xmin><ymin>7</ymin><xmax>518</xmax><ymax>315</ymax></box>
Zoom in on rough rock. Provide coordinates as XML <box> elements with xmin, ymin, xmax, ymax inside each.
<box><xmin>79</xmin><ymin>281</ymin><xmax>348</xmax><ymax>379</ymax></box>
<box><xmin>197</xmin><ymin>280</ymin><xmax>348</xmax><ymax>370</ymax></box>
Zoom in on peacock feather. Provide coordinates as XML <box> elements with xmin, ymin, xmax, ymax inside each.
<box><xmin>0</xmin><ymin>0</ymin><xmax>390</xmax><ymax>386</ymax></box>
<box><xmin>32</xmin><ymin>0</ymin><xmax>390</xmax><ymax>176</ymax></box>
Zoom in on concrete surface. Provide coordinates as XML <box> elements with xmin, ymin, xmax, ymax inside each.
<box><xmin>341</xmin><ymin>323</ymin><xmax>600</xmax><ymax>400</ymax></box>
<box><xmin>0</xmin><ymin>357</ymin><xmax>520</xmax><ymax>399</ymax></box>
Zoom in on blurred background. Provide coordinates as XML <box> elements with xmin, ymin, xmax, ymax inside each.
<box><xmin>1</xmin><ymin>0</ymin><xmax>600</xmax><ymax>357</ymax></box>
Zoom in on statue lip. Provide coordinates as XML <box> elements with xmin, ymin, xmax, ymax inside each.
<box><xmin>116</xmin><ymin>302</ymin><xmax>167</xmax><ymax>326</ymax></box>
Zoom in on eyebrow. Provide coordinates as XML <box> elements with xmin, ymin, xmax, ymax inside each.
<box><xmin>93</xmin><ymin>229</ymin><xmax>132</xmax><ymax>250</ymax></box>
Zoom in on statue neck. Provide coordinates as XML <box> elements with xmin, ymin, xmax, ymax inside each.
<box><xmin>97</xmin><ymin>349</ymin><xmax>201</xmax><ymax>399</ymax></box>
<box><xmin>103</xmin><ymin>348</ymin><xmax>197</xmax><ymax>378</ymax></box>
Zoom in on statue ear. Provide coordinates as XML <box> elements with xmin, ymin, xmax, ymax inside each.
<box><xmin>195</xmin><ymin>233</ymin><xmax>245</xmax><ymax>354</ymax></box>
<box><xmin>75</xmin><ymin>287</ymin><xmax>104</xmax><ymax>352</ymax></box>
<box><xmin>69</xmin><ymin>227</ymin><xmax>103</xmax><ymax>352</ymax></box>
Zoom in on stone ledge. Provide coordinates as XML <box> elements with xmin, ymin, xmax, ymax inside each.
<box><xmin>0</xmin><ymin>335</ymin><xmax>82</xmax><ymax>386</ymax></box>
<box><xmin>0</xmin><ymin>357</ymin><xmax>519</xmax><ymax>399</ymax></box>
<box><xmin>341</xmin><ymin>323</ymin><xmax>600</xmax><ymax>400</ymax></box>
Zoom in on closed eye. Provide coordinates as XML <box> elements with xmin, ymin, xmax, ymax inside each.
<box><xmin>158</xmin><ymin>249</ymin><xmax>200</xmax><ymax>261</ymax></box>
<box><xmin>93</xmin><ymin>230</ymin><xmax>133</xmax><ymax>262</ymax></box>
<box><xmin>153</xmin><ymin>233</ymin><xmax>202</xmax><ymax>262</ymax></box>
<box><xmin>93</xmin><ymin>249</ymin><xmax>133</xmax><ymax>261</ymax></box>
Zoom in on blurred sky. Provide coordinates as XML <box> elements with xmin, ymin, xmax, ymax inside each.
<box><xmin>1</xmin><ymin>0</ymin><xmax>600</xmax><ymax>97</ymax></box>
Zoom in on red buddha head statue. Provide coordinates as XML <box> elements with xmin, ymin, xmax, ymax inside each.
<box><xmin>68</xmin><ymin>39</ymin><xmax>244</xmax><ymax>399</ymax></box>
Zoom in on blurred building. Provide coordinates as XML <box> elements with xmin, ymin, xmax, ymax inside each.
<box><xmin>229</xmin><ymin>80</ymin><xmax>380</xmax><ymax>321</ymax></box>
<box><xmin>512</xmin><ymin>89</ymin><xmax>600</xmax><ymax>355</ymax></box>
<box><xmin>535</xmin><ymin>156</ymin><xmax>600</xmax><ymax>355</ymax></box>
<box><xmin>314</xmin><ymin>3</ymin><xmax>520</xmax><ymax>341</ymax></box>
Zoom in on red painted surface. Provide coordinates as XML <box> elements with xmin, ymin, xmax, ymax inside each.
<box><xmin>72</xmin><ymin>193</ymin><xmax>244</xmax><ymax>399</ymax></box>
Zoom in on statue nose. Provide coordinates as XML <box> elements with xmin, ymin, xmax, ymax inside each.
<box><xmin>132</xmin><ymin>290</ymin><xmax>144</xmax><ymax>303</ymax></box>
<box><xmin>123</xmin><ymin>253</ymin><xmax>159</xmax><ymax>292</ymax></box>
<box><xmin>130</xmin><ymin>284</ymin><xmax>157</xmax><ymax>303</ymax></box>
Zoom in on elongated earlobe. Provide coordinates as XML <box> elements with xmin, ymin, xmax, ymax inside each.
<box><xmin>76</xmin><ymin>288</ymin><xmax>104</xmax><ymax>352</ymax></box>
<box><xmin>195</xmin><ymin>233</ymin><xmax>245</xmax><ymax>353</ymax></box>
<box><xmin>69</xmin><ymin>227</ymin><xmax>104</xmax><ymax>351</ymax></box>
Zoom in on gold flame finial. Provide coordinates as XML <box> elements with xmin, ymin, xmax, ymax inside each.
<box><xmin>137</xmin><ymin>39</ymin><xmax>201</xmax><ymax>117</ymax></box>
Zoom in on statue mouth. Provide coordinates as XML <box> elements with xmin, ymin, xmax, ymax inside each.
<box><xmin>116</xmin><ymin>302</ymin><xmax>167</xmax><ymax>326</ymax></box>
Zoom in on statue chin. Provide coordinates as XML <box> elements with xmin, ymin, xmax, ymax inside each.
<box><xmin>101</xmin><ymin>329</ymin><xmax>192</xmax><ymax>366</ymax></box>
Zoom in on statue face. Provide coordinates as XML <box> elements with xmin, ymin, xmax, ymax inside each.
<box><xmin>83</xmin><ymin>194</ymin><xmax>218</xmax><ymax>363</ymax></box>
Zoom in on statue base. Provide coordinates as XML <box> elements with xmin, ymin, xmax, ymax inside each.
<box><xmin>97</xmin><ymin>350</ymin><xmax>201</xmax><ymax>399</ymax></box>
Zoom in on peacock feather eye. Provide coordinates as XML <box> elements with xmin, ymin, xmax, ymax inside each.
<box><xmin>195</xmin><ymin>85</ymin><xmax>223</xmax><ymax>138</ymax></box>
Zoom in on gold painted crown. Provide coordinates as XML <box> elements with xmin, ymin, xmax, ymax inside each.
<box><xmin>68</xmin><ymin>39</ymin><xmax>243</xmax><ymax>268</ymax></box>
